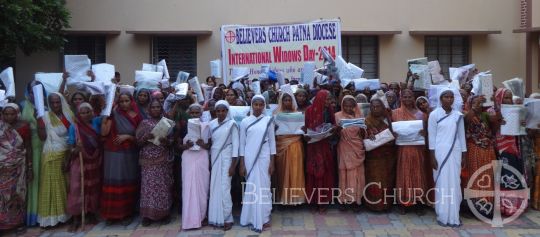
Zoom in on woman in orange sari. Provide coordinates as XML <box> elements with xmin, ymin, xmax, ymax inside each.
<box><xmin>335</xmin><ymin>95</ymin><xmax>365</xmax><ymax>211</ymax></box>
<box><xmin>391</xmin><ymin>89</ymin><xmax>428</xmax><ymax>215</ymax></box>
<box><xmin>463</xmin><ymin>95</ymin><xmax>498</xmax><ymax>217</ymax></box>
<box><xmin>273</xmin><ymin>91</ymin><xmax>305</xmax><ymax>205</ymax></box>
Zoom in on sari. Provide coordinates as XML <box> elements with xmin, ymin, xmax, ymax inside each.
<box><xmin>304</xmin><ymin>90</ymin><xmax>336</xmax><ymax>205</ymax></box>
<box><xmin>363</xmin><ymin>115</ymin><xmax>396</xmax><ymax>211</ymax></box>
<box><xmin>208</xmin><ymin>104</ymin><xmax>239</xmax><ymax>227</ymax></box>
<box><xmin>37</xmin><ymin>93</ymin><xmax>73</xmax><ymax>227</ymax></box>
<box><xmin>428</xmin><ymin>100</ymin><xmax>466</xmax><ymax>227</ymax></box>
<box><xmin>239</xmin><ymin>97</ymin><xmax>276</xmax><ymax>232</ymax></box>
<box><xmin>21</xmin><ymin>100</ymin><xmax>43</xmax><ymax>226</ymax></box>
<box><xmin>273</xmin><ymin>92</ymin><xmax>305</xmax><ymax>205</ymax></box>
<box><xmin>101</xmin><ymin>108</ymin><xmax>142</xmax><ymax>221</ymax></box>
<box><xmin>391</xmin><ymin>106</ymin><xmax>428</xmax><ymax>206</ymax></box>
<box><xmin>464</xmin><ymin>103</ymin><xmax>496</xmax><ymax>217</ymax></box>
<box><xmin>136</xmin><ymin>118</ymin><xmax>173</xmax><ymax>221</ymax></box>
<box><xmin>489</xmin><ymin>88</ymin><xmax>526</xmax><ymax>216</ymax></box>
<box><xmin>0</xmin><ymin>121</ymin><xmax>27</xmax><ymax>229</ymax></box>
<box><xmin>181</xmin><ymin>119</ymin><xmax>211</xmax><ymax>230</ymax></box>
<box><xmin>334</xmin><ymin>95</ymin><xmax>365</xmax><ymax>205</ymax></box>
<box><xmin>66</xmin><ymin>117</ymin><xmax>102</xmax><ymax>216</ymax></box>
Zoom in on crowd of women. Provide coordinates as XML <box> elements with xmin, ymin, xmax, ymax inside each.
<box><xmin>0</xmin><ymin>69</ymin><xmax>540</xmax><ymax>234</ymax></box>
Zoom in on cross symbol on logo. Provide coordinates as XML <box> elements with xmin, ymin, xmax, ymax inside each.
<box><xmin>225</xmin><ymin>31</ymin><xmax>236</xmax><ymax>44</ymax></box>
<box><xmin>464</xmin><ymin>160</ymin><xmax>530</xmax><ymax>227</ymax></box>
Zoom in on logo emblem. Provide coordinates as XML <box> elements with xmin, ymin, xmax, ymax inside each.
<box><xmin>464</xmin><ymin>160</ymin><xmax>529</xmax><ymax>227</ymax></box>
<box><xmin>225</xmin><ymin>31</ymin><xmax>236</xmax><ymax>44</ymax></box>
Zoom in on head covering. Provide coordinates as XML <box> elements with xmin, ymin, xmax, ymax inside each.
<box><xmin>215</xmin><ymin>100</ymin><xmax>232</xmax><ymax>121</ymax></box>
<box><xmin>250</xmin><ymin>94</ymin><xmax>266</xmax><ymax>115</ymax></box>
<box><xmin>3</xmin><ymin>103</ymin><xmax>19</xmax><ymax>112</ymax></box>
<box><xmin>77</xmin><ymin>102</ymin><xmax>93</xmax><ymax>113</ymax></box>
<box><xmin>530</xmin><ymin>92</ymin><xmax>540</xmax><ymax>99</ymax></box>
<box><xmin>371</xmin><ymin>90</ymin><xmax>389</xmax><ymax>108</ymax></box>
<box><xmin>151</xmin><ymin>90</ymin><xmax>163</xmax><ymax>99</ymax></box>
<box><xmin>385</xmin><ymin>90</ymin><xmax>398</xmax><ymax>109</ymax></box>
<box><xmin>355</xmin><ymin>94</ymin><xmax>368</xmax><ymax>103</ymax></box>
<box><xmin>464</xmin><ymin>94</ymin><xmax>480</xmax><ymax>112</ymax></box>
<box><xmin>494</xmin><ymin>88</ymin><xmax>511</xmax><ymax>108</ymax></box>
<box><xmin>305</xmin><ymin>89</ymin><xmax>334</xmax><ymax>130</ymax></box>
<box><xmin>47</xmin><ymin>92</ymin><xmax>75</xmax><ymax>125</ymax></box>
<box><xmin>438</xmin><ymin>89</ymin><xmax>455</xmax><ymax>108</ymax></box>
<box><xmin>415</xmin><ymin>96</ymin><xmax>429</xmax><ymax>109</ymax></box>
<box><xmin>135</xmin><ymin>88</ymin><xmax>151</xmax><ymax>105</ymax></box>
<box><xmin>275</xmin><ymin>91</ymin><xmax>297</xmax><ymax>114</ymax></box>
<box><xmin>340</xmin><ymin>95</ymin><xmax>362</xmax><ymax>118</ymax></box>
<box><xmin>188</xmin><ymin>103</ymin><xmax>203</xmax><ymax>112</ymax></box>
<box><xmin>2</xmin><ymin>103</ymin><xmax>21</xmax><ymax>120</ymax></box>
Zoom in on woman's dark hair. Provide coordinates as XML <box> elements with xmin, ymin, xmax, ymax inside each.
<box><xmin>70</xmin><ymin>91</ymin><xmax>88</xmax><ymax>104</ymax></box>
<box><xmin>206</xmin><ymin>76</ymin><xmax>216</xmax><ymax>84</ymax></box>
<box><xmin>226</xmin><ymin>88</ymin><xmax>239</xmax><ymax>98</ymax></box>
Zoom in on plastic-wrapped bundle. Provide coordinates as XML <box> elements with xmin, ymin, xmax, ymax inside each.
<box><xmin>188</xmin><ymin>77</ymin><xmax>205</xmax><ymax>103</ymax></box>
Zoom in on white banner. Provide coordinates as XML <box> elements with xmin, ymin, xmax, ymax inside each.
<box><xmin>221</xmin><ymin>19</ymin><xmax>342</xmax><ymax>84</ymax></box>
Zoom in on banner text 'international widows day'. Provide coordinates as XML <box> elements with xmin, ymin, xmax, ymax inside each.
<box><xmin>227</xmin><ymin>22</ymin><xmax>338</xmax><ymax>65</ymax></box>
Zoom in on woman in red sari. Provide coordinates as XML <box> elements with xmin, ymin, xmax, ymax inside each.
<box><xmin>304</xmin><ymin>89</ymin><xmax>337</xmax><ymax>213</ymax></box>
<box><xmin>100</xmin><ymin>93</ymin><xmax>143</xmax><ymax>224</ymax></box>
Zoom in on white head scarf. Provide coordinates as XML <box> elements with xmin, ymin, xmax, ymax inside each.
<box><xmin>77</xmin><ymin>102</ymin><xmax>93</xmax><ymax>113</ymax></box>
<box><xmin>250</xmin><ymin>94</ymin><xmax>266</xmax><ymax>116</ymax></box>
<box><xmin>2</xmin><ymin>103</ymin><xmax>21</xmax><ymax>119</ymax></box>
<box><xmin>215</xmin><ymin>100</ymin><xmax>232</xmax><ymax>121</ymax></box>
<box><xmin>438</xmin><ymin>89</ymin><xmax>455</xmax><ymax>108</ymax></box>
<box><xmin>47</xmin><ymin>92</ymin><xmax>74</xmax><ymax>124</ymax></box>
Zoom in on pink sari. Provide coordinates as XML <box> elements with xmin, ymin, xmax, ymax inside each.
<box><xmin>181</xmin><ymin>121</ymin><xmax>210</xmax><ymax>229</ymax></box>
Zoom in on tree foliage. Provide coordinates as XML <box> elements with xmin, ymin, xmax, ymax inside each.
<box><xmin>0</xmin><ymin>0</ymin><xmax>70</xmax><ymax>66</ymax></box>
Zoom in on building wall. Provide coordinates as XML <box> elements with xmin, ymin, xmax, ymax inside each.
<box><xmin>14</xmin><ymin>0</ymin><xmax>538</xmax><ymax>97</ymax></box>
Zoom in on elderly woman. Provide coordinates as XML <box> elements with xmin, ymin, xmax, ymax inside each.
<box><xmin>66</xmin><ymin>103</ymin><xmax>103</xmax><ymax>231</ymax></box>
<box><xmin>180</xmin><ymin>104</ymin><xmax>211</xmax><ymax>230</ymax></box>
<box><xmin>100</xmin><ymin>92</ymin><xmax>142</xmax><ymax>224</ymax></box>
<box><xmin>136</xmin><ymin>100</ymin><xmax>174</xmax><ymax>226</ymax></box>
<box><xmin>335</xmin><ymin>96</ymin><xmax>365</xmax><ymax>211</ymax></box>
<box><xmin>0</xmin><ymin>104</ymin><xmax>31</xmax><ymax>232</ymax></box>
<box><xmin>385</xmin><ymin>91</ymin><xmax>399</xmax><ymax>110</ymax></box>
<box><xmin>37</xmin><ymin>92</ymin><xmax>74</xmax><ymax>227</ymax></box>
<box><xmin>363</xmin><ymin>98</ymin><xmax>396</xmax><ymax>212</ymax></box>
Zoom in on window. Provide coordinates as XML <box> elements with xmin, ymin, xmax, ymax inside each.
<box><xmin>425</xmin><ymin>36</ymin><xmax>470</xmax><ymax>77</ymax></box>
<box><xmin>152</xmin><ymin>36</ymin><xmax>197</xmax><ymax>77</ymax></box>
<box><xmin>341</xmin><ymin>36</ymin><xmax>379</xmax><ymax>79</ymax></box>
<box><xmin>63</xmin><ymin>36</ymin><xmax>106</xmax><ymax>64</ymax></box>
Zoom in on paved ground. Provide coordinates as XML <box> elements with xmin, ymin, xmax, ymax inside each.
<box><xmin>7</xmin><ymin>206</ymin><xmax>540</xmax><ymax>237</ymax></box>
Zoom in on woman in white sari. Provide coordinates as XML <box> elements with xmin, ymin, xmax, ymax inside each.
<box><xmin>239</xmin><ymin>95</ymin><xmax>276</xmax><ymax>233</ymax></box>
<box><xmin>208</xmin><ymin>100</ymin><xmax>239</xmax><ymax>231</ymax></box>
<box><xmin>428</xmin><ymin>89</ymin><xmax>467</xmax><ymax>227</ymax></box>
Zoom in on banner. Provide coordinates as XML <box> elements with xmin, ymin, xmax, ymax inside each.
<box><xmin>221</xmin><ymin>19</ymin><xmax>342</xmax><ymax>84</ymax></box>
